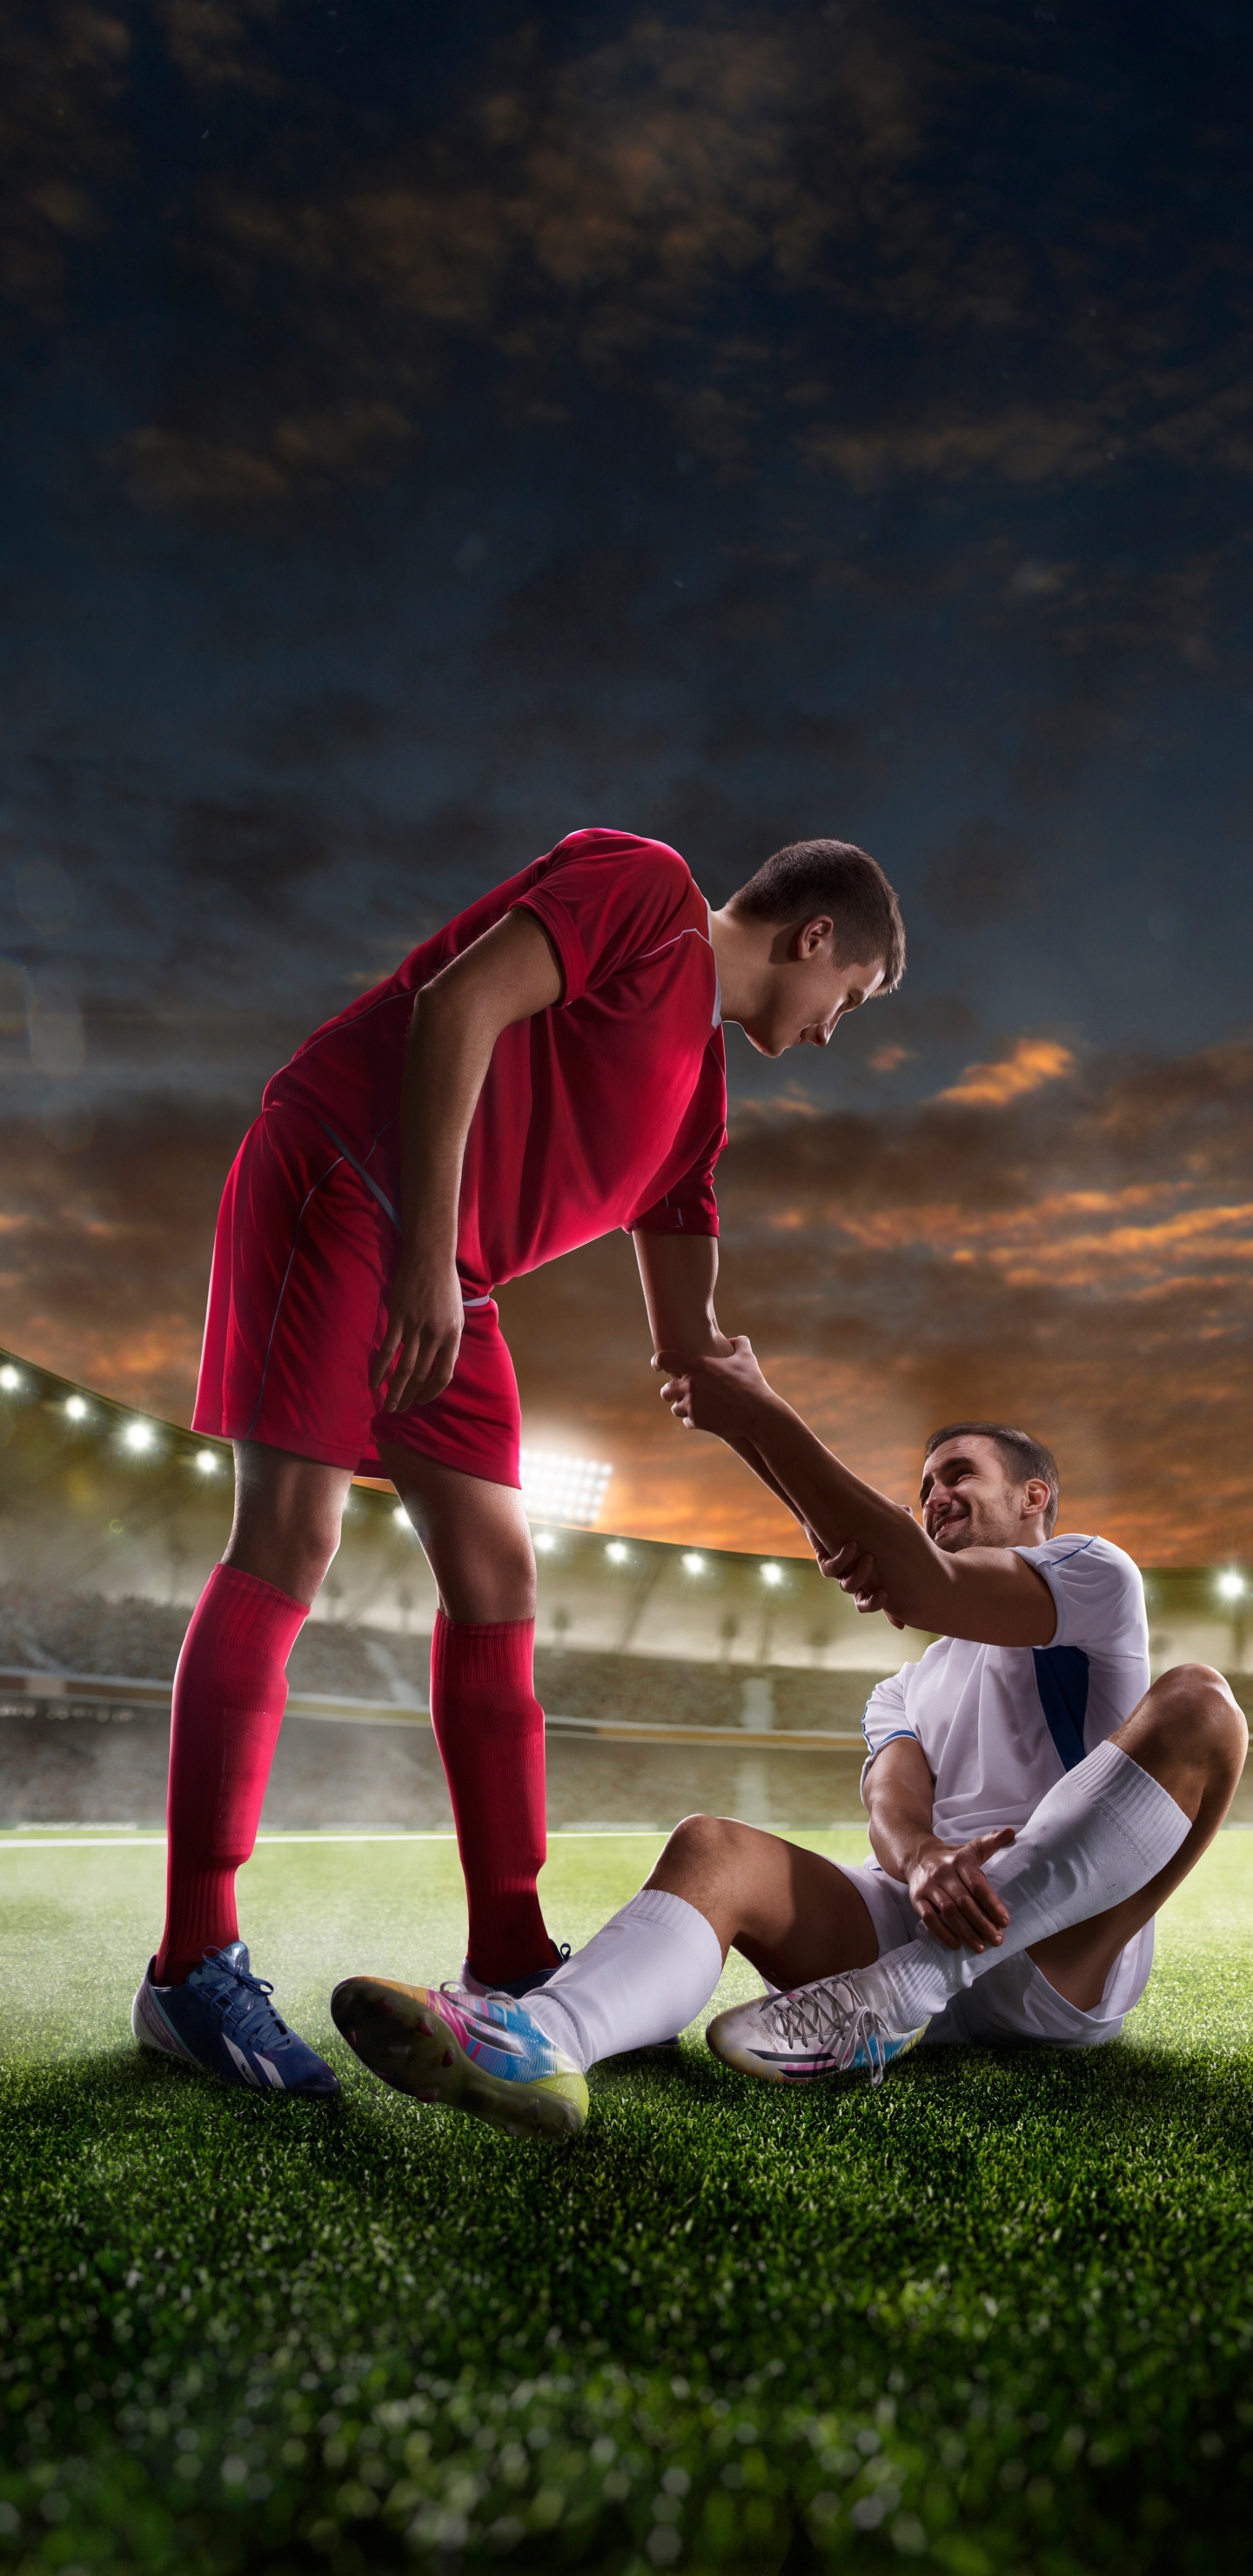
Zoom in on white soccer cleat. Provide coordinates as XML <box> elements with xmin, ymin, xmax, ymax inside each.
<box><xmin>707</xmin><ymin>1961</ymin><xmax>929</xmax><ymax>2090</ymax></box>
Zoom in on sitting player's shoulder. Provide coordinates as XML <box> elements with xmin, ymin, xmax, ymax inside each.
<box><xmin>1031</xmin><ymin>1531</ymin><xmax>1146</xmax><ymax>1608</ymax></box>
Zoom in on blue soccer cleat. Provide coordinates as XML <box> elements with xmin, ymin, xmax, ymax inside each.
<box><xmin>331</xmin><ymin>1974</ymin><xmax>587</xmax><ymax>2141</ymax></box>
<box><xmin>707</xmin><ymin>1960</ymin><xmax>929</xmax><ymax>2090</ymax></box>
<box><xmin>132</xmin><ymin>1942</ymin><xmax>340</xmax><ymax>2097</ymax></box>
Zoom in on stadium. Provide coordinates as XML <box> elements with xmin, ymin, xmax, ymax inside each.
<box><xmin>5</xmin><ymin>4</ymin><xmax>1253</xmax><ymax>2572</ymax></box>
<box><xmin>3</xmin><ymin>1352</ymin><xmax>1252</xmax><ymax>2573</ymax></box>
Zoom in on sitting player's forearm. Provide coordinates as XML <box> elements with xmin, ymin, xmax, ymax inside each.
<box><xmin>864</xmin><ymin>1741</ymin><xmax>940</xmax><ymax>1884</ymax></box>
<box><xmin>730</xmin><ymin>1395</ymin><xmax>941</xmax><ymax>1608</ymax></box>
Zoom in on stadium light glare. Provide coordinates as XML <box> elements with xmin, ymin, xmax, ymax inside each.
<box><xmin>194</xmin><ymin>1449</ymin><xmax>220</xmax><ymax>1475</ymax></box>
<box><xmin>1217</xmin><ymin>1570</ymin><xmax>1246</xmax><ymax>1603</ymax></box>
<box><xmin>65</xmin><ymin>1396</ymin><xmax>88</xmax><ymax>1422</ymax></box>
<box><xmin>0</xmin><ymin>1365</ymin><xmax>21</xmax><ymax>1393</ymax></box>
<box><xmin>123</xmin><ymin>1420</ymin><xmax>155</xmax><ymax>1453</ymax></box>
<box><xmin>392</xmin><ymin>1503</ymin><xmax>415</xmax><ymax>1532</ymax></box>
<box><xmin>761</xmin><ymin>1562</ymin><xmax>783</xmax><ymax>1587</ymax></box>
<box><xmin>681</xmin><ymin>1552</ymin><xmax>706</xmax><ymax>1576</ymax></box>
<box><xmin>519</xmin><ymin>1448</ymin><xmax>611</xmax><ymax>1529</ymax></box>
<box><xmin>605</xmin><ymin>1540</ymin><xmax>629</xmax><ymax>1565</ymax></box>
<box><xmin>533</xmin><ymin>1529</ymin><xmax>557</xmax><ymax>1553</ymax></box>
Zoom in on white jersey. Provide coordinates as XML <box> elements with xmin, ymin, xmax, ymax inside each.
<box><xmin>861</xmin><ymin>1533</ymin><xmax>1150</xmax><ymax>1846</ymax></box>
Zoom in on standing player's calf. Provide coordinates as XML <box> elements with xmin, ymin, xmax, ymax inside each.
<box><xmin>133</xmin><ymin>829</ymin><xmax>905</xmax><ymax>2096</ymax></box>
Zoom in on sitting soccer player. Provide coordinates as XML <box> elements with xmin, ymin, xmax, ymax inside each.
<box><xmin>330</xmin><ymin>1354</ymin><xmax>1245</xmax><ymax>2137</ymax></box>
<box><xmin>132</xmin><ymin>833</ymin><xmax>903</xmax><ymax>2097</ymax></box>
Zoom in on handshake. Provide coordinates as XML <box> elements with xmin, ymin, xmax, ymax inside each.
<box><xmin>654</xmin><ymin>1336</ymin><xmax>909</xmax><ymax>1628</ymax></box>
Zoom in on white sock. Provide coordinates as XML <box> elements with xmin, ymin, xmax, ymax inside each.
<box><xmin>523</xmin><ymin>1888</ymin><xmax>725</xmax><ymax>2072</ymax></box>
<box><xmin>874</xmin><ymin>1741</ymin><xmax>1191</xmax><ymax>2028</ymax></box>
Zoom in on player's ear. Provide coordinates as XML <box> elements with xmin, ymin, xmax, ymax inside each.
<box><xmin>794</xmin><ymin>914</ymin><xmax>834</xmax><ymax>960</ymax></box>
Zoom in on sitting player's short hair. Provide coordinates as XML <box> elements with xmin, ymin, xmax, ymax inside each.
<box><xmin>925</xmin><ymin>1421</ymin><xmax>1061</xmax><ymax>1538</ymax></box>
<box><xmin>731</xmin><ymin>839</ymin><xmax>905</xmax><ymax>989</ymax></box>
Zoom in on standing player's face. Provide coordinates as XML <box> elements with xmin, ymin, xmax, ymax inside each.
<box><xmin>919</xmin><ymin>1438</ymin><xmax>1037</xmax><ymax>1552</ymax></box>
<box><xmin>742</xmin><ymin>942</ymin><xmax>887</xmax><ymax>1057</ymax></box>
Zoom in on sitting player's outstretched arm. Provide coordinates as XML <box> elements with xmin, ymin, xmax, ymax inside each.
<box><xmin>657</xmin><ymin>1339</ymin><xmax>1055</xmax><ymax>1647</ymax></box>
<box><xmin>375</xmin><ymin>910</ymin><xmax>563</xmax><ymax>1412</ymax></box>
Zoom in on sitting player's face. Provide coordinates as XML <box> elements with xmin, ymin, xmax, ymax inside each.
<box><xmin>743</xmin><ymin>943</ymin><xmax>887</xmax><ymax>1058</ymax></box>
<box><xmin>919</xmin><ymin>1436</ymin><xmax>1037</xmax><ymax>1553</ymax></box>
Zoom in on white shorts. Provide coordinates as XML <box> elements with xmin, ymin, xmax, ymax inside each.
<box><xmin>837</xmin><ymin>1860</ymin><xmax>1156</xmax><ymax>2049</ymax></box>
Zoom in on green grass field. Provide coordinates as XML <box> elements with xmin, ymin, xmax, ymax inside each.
<box><xmin>3</xmin><ymin>1828</ymin><xmax>1253</xmax><ymax>2576</ymax></box>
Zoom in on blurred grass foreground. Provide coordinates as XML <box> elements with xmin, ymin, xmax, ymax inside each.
<box><xmin>2</xmin><ymin>1829</ymin><xmax>1253</xmax><ymax>2575</ymax></box>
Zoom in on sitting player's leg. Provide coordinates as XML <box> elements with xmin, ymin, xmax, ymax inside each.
<box><xmin>331</xmin><ymin>1816</ymin><xmax>878</xmax><ymax>2132</ymax></box>
<box><xmin>1027</xmin><ymin>1662</ymin><xmax>1247</xmax><ymax>2009</ymax></box>
<box><xmin>710</xmin><ymin>1663</ymin><xmax>1246</xmax><ymax>2083</ymax></box>
<box><xmin>380</xmin><ymin>1446</ymin><xmax>555</xmax><ymax>1992</ymax></box>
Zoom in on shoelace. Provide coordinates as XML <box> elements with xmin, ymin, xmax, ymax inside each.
<box><xmin>439</xmin><ymin>1982</ymin><xmax>529</xmax><ymax>2056</ymax></box>
<box><xmin>762</xmin><ymin>1979</ymin><xmax>895</xmax><ymax>2089</ymax></box>
<box><xmin>198</xmin><ymin>1952</ymin><xmax>293</xmax><ymax>2055</ymax></box>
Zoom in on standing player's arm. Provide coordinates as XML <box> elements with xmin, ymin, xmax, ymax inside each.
<box><xmin>863</xmin><ymin>1737</ymin><xmax>1014</xmax><ymax>1953</ymax></box>
<box><xmin>374</xmin><ymin>909</ymin><xmax>562</xmax><ymax>1412</ymax></box>
<box><xmin>632</xmin><ymin>1233</ymin><xmax>804</xmax><ymax>1516</ymax></box>
<box><xmin>657</xmin><ymin>1339</ymin><xmax>1056</xmax><ymax>1647</ymax></box>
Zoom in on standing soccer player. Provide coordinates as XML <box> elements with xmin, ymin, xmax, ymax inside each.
<box><xmin>132</xmin><ymin>828</ymin><xmax>903</xmax><ymax>2095</ymax></box>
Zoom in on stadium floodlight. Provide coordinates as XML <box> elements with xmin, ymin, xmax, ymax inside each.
<box><xmin>65</xmin><ymin>1395</ymin><xmax>88</xmax><ymax>1422</ymax></box>
<box><xmin>533</xmin><ymin>1529</ymin><xmax>557</xmax><ymax>1553</ymax></box>
<box><xmin>194</xmin><ymin>1449</ymin><xmax>221</xmax><ymax>1475</ymax></box>
<box><xmin>392</xmin><ymin>1503</ymin><xmax>415</xmax><ymax>1531</ymax></box>
<box><xmin>123</xmin><ymin>1420</ymin><xmax>155</xmax><ymax>1453</ymax></box>
<box><xmin>519</xmin><ymin>1448</ymin><xmax>612</xmax><ymax>1530</ymax></box>
<box><xmin>761</xmin><ymin>1562</ymin><xmax>783</xmax><ymax>1587</ymax></box>
<box><xmin>1217</xmin><ymin>1571</ymin><xmax>1246</xmax><ymax>1603</ymax></box>
<box><xmin>605</xmin><ymin>1540</ymin><xmax>629</xmax><ymax>1565</ymax></box>
<box><xmin>0</xmin><ymin>1365</ymin><xmax>20</xmax><ymax>1393</ymax></box>
<box><xmin>681</xmin><ymin>1552</ymin><xmax>706</xmax><ymax>1576</ymax></box>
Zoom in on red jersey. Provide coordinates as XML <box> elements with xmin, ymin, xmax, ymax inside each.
<box><xmin>266</xmin><ymin>830</ymin><xmax>727</xmax><ymax>1300</ymax></box>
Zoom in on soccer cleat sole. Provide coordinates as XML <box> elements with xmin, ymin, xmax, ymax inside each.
<box><xmin>705</xmin><ymin>2008</ymin><xmax>928</xmax><ymax>2086</ymax></box>
<box><xmin>330</xmin><ymin>1976</ymin><xmax>588</xmax><ymax>2143</ymax></box>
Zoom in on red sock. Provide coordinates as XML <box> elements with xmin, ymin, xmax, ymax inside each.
<box><xmin>154</xmin><ymin>1563</ymin><xmax>309</xmax><ymax>1985</ymax></box>
<box><xmin>429</xmin><ymin>1612</ymin><xmax>553</xmax><ymax>1985</ymax></box>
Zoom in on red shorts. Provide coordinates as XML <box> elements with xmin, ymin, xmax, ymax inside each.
<box><xmin>191</xmin><ymin>1104</ymin><xmax>521</xmax><ymax>1485</ymax></box>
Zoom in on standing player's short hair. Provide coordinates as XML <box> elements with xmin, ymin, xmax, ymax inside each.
<box><xmin>924</xmin><ymin>1421</ymin><xmax>1061</xmax><ymax>1538</ymax></box>
<box><xmin>730</xmin><ymin>838</ymin><xmax>906</xmax><ymax>989</ymax></box>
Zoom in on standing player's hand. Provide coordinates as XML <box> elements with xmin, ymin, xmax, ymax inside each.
<box><xmin>372</xmin><ymin>1250</ymin><xmax>465</xmax><ymax>1412</ymax></box>
<box><xmin>905</xmin><ymin>1830</ymin><xmax>1015</xmax><ymax>1951</ymax></box>
<box><xmin>814</xmin><ymin>1536</ymin><xmax>907</xmax><ymax>1628</ymax></box>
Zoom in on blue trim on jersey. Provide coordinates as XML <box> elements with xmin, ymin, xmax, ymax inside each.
<box><xmin>1032</xmin><ymin>1645</ymin><xmax>1090</xmax><ymax>1772</ymax></box>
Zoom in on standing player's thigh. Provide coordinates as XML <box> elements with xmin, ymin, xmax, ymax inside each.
<box><xmin>195</xmin><ymin>1104</ymin><xmax>392</xmax><ymax>1469</ymax></box>
<box><xmin>730</xmin><ymin>1841</ymin><xmax>892</xmax><ymax>1989</ymax></box>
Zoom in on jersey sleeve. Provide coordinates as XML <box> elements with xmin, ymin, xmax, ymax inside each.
<box><xmin>859</xmin><ymin>1667</ymin><xmax>918</xmax><ymax>1806</ymax></box>
<box><xmin>1017</xmin><ymin>1535</ymin><xmax>1149</xmax><ymax>1659</ymax></box>
<box><xmin>510</xmin><ymin>832</ymin><xmax>694</xmax><ymax>1007</ymax></box>
<box><xmin>631</xmin><ymin>1098</ymin><xmax>723</xmax><ymax>1237</ymax></box>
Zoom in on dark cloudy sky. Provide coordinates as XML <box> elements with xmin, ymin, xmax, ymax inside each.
<box><xmin>2</xmin><ymin>0</ymin><xmax>1251</xmax><ymax>1561</ymax></box>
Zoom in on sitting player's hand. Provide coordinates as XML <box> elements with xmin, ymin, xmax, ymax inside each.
<box><xmin>906</xmin><ymin>1830</ymin><xmax>1015</xmax><ymax>1952</ymax></box>
<box><xmin>653</xmin><ymin>1335</ymin><xmax>769</xmax><ymax>1435</ymax></box>
<box><xmin>372</xmin><ymin>1249</ymin><xmax>465</xmax><ymax>1412</ymax></box>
